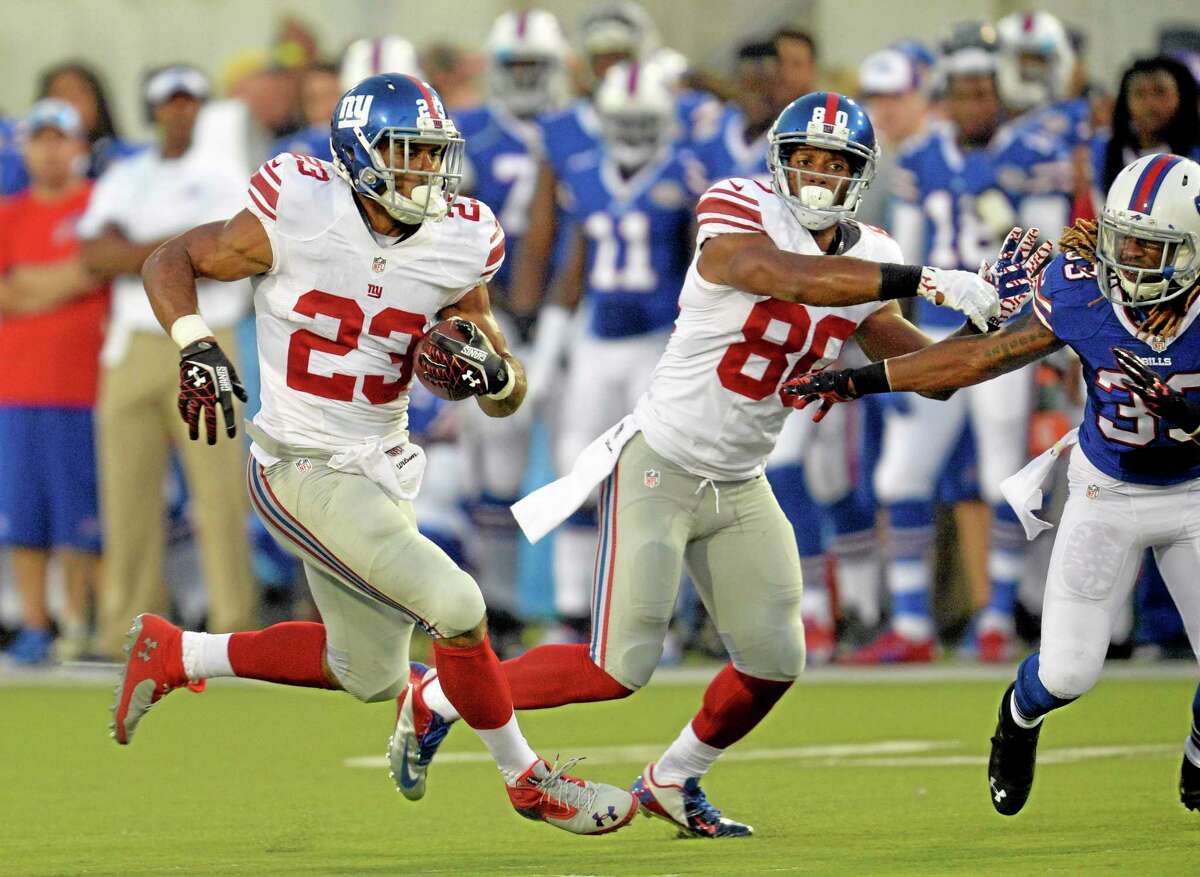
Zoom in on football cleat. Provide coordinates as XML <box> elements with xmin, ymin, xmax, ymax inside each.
<box><xmin>843</xmin><ymin>630</ymin><xmax>936</xmax><ymax>665</ymax></box>
<box><xmin>631</xmin><ymin>762</ymin><xmax>753</xmax><ymax>838</ymax></box>
<box><xmin>388</xmin><ymin>662</ymin><xmax>453</xmax><ymax>801</ymax></box>
<box><xmin>109</xmin><ymin>614</ymin><xmax>202</xmax><ymax>745</ymax></box>
<box><xmin>987</xmin><ymin>683</ymin><xmax>1042</xmax><ymax>816</ymax></box>
<box><xmin>507</xmin><ymin>758</ymin><xmax>638</xmax><ymax>835</ymax></box>
<box><xmin>1180</xmin><ymin>753</ymin><xmax>1200</xmax><ymax>812</ymax></box>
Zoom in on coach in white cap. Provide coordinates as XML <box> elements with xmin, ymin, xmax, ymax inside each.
<box><xmin>79</xmin><ymin>64</ymin><xmax>255</xmax><ymax>657</ymax></box>
<box><xmin>856</xmin><ymin>47</ymin><xmax>930</xmax><ymax>229</ymax></box>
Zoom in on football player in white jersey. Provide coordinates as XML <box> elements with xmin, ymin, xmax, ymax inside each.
<box><xmin>110</xmin><ymin>74</ymin><xmax>638</xmax><ymax>836</ymax></box>
<box><xmin>397</xmin><ymin>92</ymin><xmax>1006</xmax><ymax>837</ymax></box>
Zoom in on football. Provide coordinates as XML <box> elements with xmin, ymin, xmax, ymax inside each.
<box><xmin>413</xmin><ymin>318</ymin><xmax>477</xmax><ymax>401</ymax></box>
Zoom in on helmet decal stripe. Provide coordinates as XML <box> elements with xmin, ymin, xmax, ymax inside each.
<box><xmin>516</xmin><ymin>10</ymin><xmax>528</xmax><ymax>37</ymax></box>
<box><xmin>1128</xmin><ymin>154</ymin><xmax>1181</xmax><ymax>214</ymax></box>
<box><xmin>823</xmin><ymin>91</ymin><xmax>839</xmax><ymax>125</ymax></box>
<box><xmin>371</xmin><ymin>39</ymin><xmax>383</xmax><ymax>75</ymax></box>
<box><xmin>404</xmin><ymin>74</ymin><xmax>442</xmax><ymax>120</ymax></box>
<box><xmin>627</xmin><ymin>62</ymin><xmax>640</xmax><ymax>96</ymax></box>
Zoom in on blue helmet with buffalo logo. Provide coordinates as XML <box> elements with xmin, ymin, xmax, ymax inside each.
<box><xmin>329</xmin><ymin>74</ymin><xmax>464</xmax><ymax>224</ymax></box>
<box><xmin>767</xmin><ymin>92</ymin><xmax>878</xmax><ymax>230</ymax></box>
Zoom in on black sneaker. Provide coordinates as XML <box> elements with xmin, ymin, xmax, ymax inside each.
<box><xmin>1180</xmin><ymin>754</ymin><xmax>1200</xmax><ymax>812</ymax></box>
<box><xmin>987</xmin><ymin>683</ymin><xmax>1041</xmax><ymax>816</ymax></box>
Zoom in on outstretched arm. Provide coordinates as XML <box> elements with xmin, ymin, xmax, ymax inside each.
<box><xmin>695</xmin><ymin>232</ymin><xmax>998</xmax><ymax>330</ymax></box>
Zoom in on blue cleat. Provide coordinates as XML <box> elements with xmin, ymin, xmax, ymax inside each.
<box><xmin>388</xmin><ymin>662</ymin><xmax>453</xmax><ymax>801</ymax></box>
<box><xmin>631</xmin><ymin>762</ymin><xmax>753</xmax><ymax>838</ymax></box>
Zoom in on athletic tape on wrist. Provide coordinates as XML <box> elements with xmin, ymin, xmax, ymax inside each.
<box><xmin>485</xmin><ymin>362</ymin><xmax>517</xmax><ymax>400</ymax></box>
<box><xmin>878</xmin><ymin>263</ymin><xmax>923</xmax><ymax>300</ymax></box>
<box><xmin>170</xmin><ymin>314</ymin><xmax>214</xmax><ymax>350</ymax></box>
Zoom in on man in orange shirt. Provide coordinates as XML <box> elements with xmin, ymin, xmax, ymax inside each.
<box><xmin>0</xmin><ymin>100</ymin><xmax>108</xmax><ymax>663</ymax></box>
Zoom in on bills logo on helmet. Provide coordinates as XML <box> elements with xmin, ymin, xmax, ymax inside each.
<box><xmin>337</xmin><ymin>94</ymin><xmax>374</xmax><ymax>129</ymax></box>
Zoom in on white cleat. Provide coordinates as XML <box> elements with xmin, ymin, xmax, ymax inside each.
<box><xmin>507</xmin><ymin>758</ymin><xmax>638</xmax><ymax>835</ymax></box>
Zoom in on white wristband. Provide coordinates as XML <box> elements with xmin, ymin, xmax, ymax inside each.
<box><xmin>485</xmin><ymin>361</ymin><xmax>517</xmax><ymax>401</ymax></box>
<box><xmin>170</xmin><ymin>314</ymin><xmax>214</xmax><ymax>349</ymax></box>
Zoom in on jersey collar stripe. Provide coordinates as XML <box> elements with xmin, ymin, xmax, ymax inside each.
<box><xmin>247</xmin><ymin>186</ymin><xmax>277</xmax><ymax>221</ymax></box>
<box><xmin>405</xmin><ymin>75</ymin><xmax>442</xmax><ymax>120</ymax></box>
<box><xmin>1128</xmin><ymin>154</ymin><xmax>1180</xmax><ymax>214</ymax></box>
<box><xmin>823</xmin><ymin>91</ymin><xmax>839</xmax><ymax>123</ymax></box>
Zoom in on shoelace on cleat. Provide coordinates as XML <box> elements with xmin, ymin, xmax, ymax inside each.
<box><xmin>416</xmin><ymin>714</ymin><xmax>451</xmax><ymax>766</ymax></box>
<box><xmin>533</xmin><ymin>756</ymin><xmax>599</xmax><ymax>813</ymax></box>
<box><xmin>683</xmin><ymin>783</ymin><xmax>724</xmax><ymax>825</ymax></box>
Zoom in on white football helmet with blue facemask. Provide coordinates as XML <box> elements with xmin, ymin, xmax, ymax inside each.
<box><xmin>1097</xmin><ymin>153</ymin><xmax>1200</xmax><ymax>307</ymax></box>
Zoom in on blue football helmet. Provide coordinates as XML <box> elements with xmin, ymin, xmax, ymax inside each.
<box><xmin>767</xmin><ymin>92</ymin><xmax>878</xmax><ymax>231</ymax></box>
<box><xmin>330</xmin><ymin>74</ymin><xmax>464</xmax><ymax>224</ymax></box>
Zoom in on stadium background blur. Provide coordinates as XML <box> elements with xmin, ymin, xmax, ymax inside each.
<box><xmin>1</xmin><ymin>0</ymin><xmax>1199</xmax><ymax>668</ymax></box>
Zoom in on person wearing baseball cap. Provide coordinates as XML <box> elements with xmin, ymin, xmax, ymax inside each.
<box><xmin>78</xmin><ymin>63</ymin><xmax>255</xmax><ymax>658</ymax></box>
<box><xmin>0</xmin><ymin>98</ymin><xmax>109</xmax><ymax>663</ymax></box>
<box><xmin>856</xmin><ymin>47</ymin><xmax>931</xmax><ymax>229</ymax></box>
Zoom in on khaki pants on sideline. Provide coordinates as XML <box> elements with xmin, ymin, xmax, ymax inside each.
<box><xmin>96</xmin><ymin>330</ymin><xmax>254</xmax><ymax>657</ymax></box>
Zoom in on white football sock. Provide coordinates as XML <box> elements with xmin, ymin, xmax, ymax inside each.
<box><xmin>653</xmin><ymin>721</ymin><xmax>724</xmax><ymax>785</ymax></box>
<box><xmin>471</xmin><ymin>713</ymin><xmax>538</xmax><ymax>779</ymax></box>
<box><xmin>180</xmin><ymin>631</ymin><xmax>233</xmax><ymax>681</ymax></box>
<box><xmin>419</xmin><ymin>671</ymin><xmax>461</xmax><ymax>722</ymax></box>
<box><xmin>1010</xmin><ymin>691</ymin><xmax>1044</xmax><ymax>729</ymax></box>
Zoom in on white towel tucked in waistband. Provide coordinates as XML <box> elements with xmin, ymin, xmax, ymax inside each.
<box><xmin>328</xmin><ymin>437</ymin><xmax>426</xmax><ymax>504</ymax></box>
<box><xmin>512</xmin><ymin>415</ymin><xmax>638</xmax><ymax>544</ymax></box>
<box><xmin>1000</xmin><ymin>427</ymin><xmax>1079</xmax><ymax>540</ymax></box>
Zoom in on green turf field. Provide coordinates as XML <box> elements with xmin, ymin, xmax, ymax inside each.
<box><xmin>2</xmin><ymin>667</ymin><xmax>1197</xmax><ymax>876</ymax></box>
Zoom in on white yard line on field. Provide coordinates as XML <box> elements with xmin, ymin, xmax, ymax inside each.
<box><xmin>344</xmin><ymin>740</ymin><xmax>1178</xmax><ymax>770</ymax></box>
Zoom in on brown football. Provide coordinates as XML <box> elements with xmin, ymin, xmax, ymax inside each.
<box><xmin>412</xmin><ymin>319</ymin><xmax>476</xmax><ymax>401</ymax></box>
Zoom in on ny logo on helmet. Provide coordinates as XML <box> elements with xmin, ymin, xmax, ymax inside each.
<box><xmin>337</xmin><ymin>94</ymin><xmax>374</xmax><ymax>129</ymax></box>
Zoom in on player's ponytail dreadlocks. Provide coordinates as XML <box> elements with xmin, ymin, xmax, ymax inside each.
<box><xmin>1060</xmin><ymin>218</ymin><xmax>1200</xmax><ymax>340</ymax></box>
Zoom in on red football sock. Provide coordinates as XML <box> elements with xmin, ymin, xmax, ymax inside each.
<box><xmin>502</xmin><ymin>643</ymin><xmax>632</xmax><ymax>709</ymax></box>
<box><xmin>228</xmin><ymin>622</ymin><xmax>334</xmax><ymax>689</ymax></box>
<box><xmin>691</xmin><ymin>664</ymin><xmax>792</xmax><ymax>749</ymax></box>
<box><xmin>432</xmin><ymin>636</ymin><xmax>515</xmax><ymax>730</ymax></box>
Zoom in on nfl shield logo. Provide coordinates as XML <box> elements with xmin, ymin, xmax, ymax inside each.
<box><xmin>372</xmin><ymin>257</ymin><xmax>386</xmax><ymax>273</ymax></box>
<box><xmin>1086</xmin><ymin>483</ymin><xmax>1100</xmax><ymax>499</ymax></box>
<box><xmin>643</xmin><ymin>469</ymin><xmax>660</xmax><ymax>489</ymax></box>
<box><xmin>1151</xmin><ymin>337</ymin><xmax>1167</xmax><ymax>352</ymax></box>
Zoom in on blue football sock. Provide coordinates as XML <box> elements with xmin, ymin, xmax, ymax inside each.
<box><xmin>886</xmin><ymin>499</ymin><xmax>934</xmax><ymax>638</ymax></box>
<box><xmin>1012</xmin><ymin>653</ymin><xmax>1075</xmax><ymax>723</ymax></box>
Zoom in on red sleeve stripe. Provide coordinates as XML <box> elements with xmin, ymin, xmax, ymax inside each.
<box><xmin>250</xmin><ymin>172</ymin><xmax>280</xmax><ymax>210</ymax></box>
<box><xmin>485</xmin><ymin>236</ymin><xmax>506</xmax><ymax>269</ymax></box>
<box><xmin>1034</xmin><ymin>287</ymin><xmax>1053</xmax><ymax>312</ymax></box>
<box><xmin>248</xmin><ymin>187</ymin><xmax>277</xmax><ymax>221</ymax></box>
<box><xmin>707</xmin><ymin>185</ymin><xmax>758</xmax><ymax>207</ymax></box>
<box><xmin>261</xmin><ymin>160</ymin><xmax>282</xmax><ymax>186</ymax></box>
<box><xmin>698</xmin><ymin>195</ymin><xmax>762</xmax><ymax>223</ymax></box>
<box><xmin>698</xmin><ymin>216</ymin><xmax>765</xmax><ymax>235</ymax></box>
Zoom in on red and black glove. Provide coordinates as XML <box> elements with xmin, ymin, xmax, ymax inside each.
<box><xmin>782</xmin><ymin>361</ymin><xmax>891</xmax><ymax>422</ymax></box>
<box><xmin>419</xmin><ymin>318</ymin><xmax>510</xmax><ymax>398</ymax></box>
<box><xmin>1113</xmin><ymin>346</ymin><xmax>1200</xmax><ymax>440</ymax></box>
<box><xmin>178</xmin><ymin>340</ymin><xmax>248</xmax><ymax>445</ymax></box>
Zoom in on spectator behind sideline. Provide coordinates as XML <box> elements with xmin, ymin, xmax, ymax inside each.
<box><xmin>78</xmin><ymin>65</ymin><xmax>255</xmax><ymax>658</ymax></box>
<box><xmin>0</xmin><ymin>100</ymin><xmax>108</xmax><ymax>664</ymax></box>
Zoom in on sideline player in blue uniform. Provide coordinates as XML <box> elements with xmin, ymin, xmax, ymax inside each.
<box><xmin>786</xmin><ymin>154</ymin><xmax>1200</xmax><ymax>815</ymax></box>
<box><xmin>527</xmin><ymin>59</ymin><xmax>705</xmax><ymax>636</ymax></box>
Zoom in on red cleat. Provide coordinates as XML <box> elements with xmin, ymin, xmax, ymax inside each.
<box><xmin>977</xmin><ymin>628</ymin><xmax>1014</xmax><ymax>663</ymax></box>
<box><xmin>506</xmin><ymin>758</ymin><xmax>638</xmax><ymax>835</ymax></box>
<box><xmin>843</xmin><ymin>630</ymin><xmax>936</xmax><ymax>665</ymax></box>
<box><xmin>110</xmin><ymin>614</ymin><xmax>199</xmax><ymax>745</ymax></box>
<box><xmin>803</xmin><ymin>617</ymin><xmax>836</xmax><ymax>666</ymax></box>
